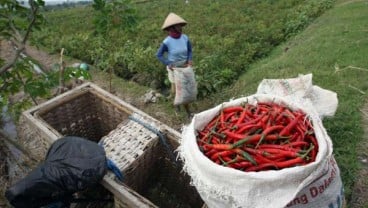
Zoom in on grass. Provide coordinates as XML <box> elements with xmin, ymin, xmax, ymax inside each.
<box><xmin>91</xmin><ymin>0</ymin><xmax>368</xmax><ymax>206</ymax></box>
<box><xmin>207</xmin><ymin>0</ymin><xmax>368</xmax><ymax>205</ymax></box>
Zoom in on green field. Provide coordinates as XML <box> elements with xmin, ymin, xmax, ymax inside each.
<box><xmin>33</xmin><ymin>0</ymin><xmax>336</xmax><ymax>97</ymax></box>
<box><xmin>30</xmin><ymin>0</ymin><xmax>368</xmax><ymax>207</ymax></box>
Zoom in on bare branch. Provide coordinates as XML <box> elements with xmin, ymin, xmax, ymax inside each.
<box><xmin>22</xmin><ymin>1</ymin><xmax>39</xmax><ymax>45</ymax></box>
<box><xmin>56</xmin><ymin>48</ymin><xmax>68</xmax><ymax>94</ymax></box>
<box><xmin>348</xmin><ymin>84</ymin><xmax>366</xmax><ymax>95</ymax></box>
<box><xmin>334</xmin><ymin>64</ymin><xmax>368</xmax><ymax>73</ymax></box>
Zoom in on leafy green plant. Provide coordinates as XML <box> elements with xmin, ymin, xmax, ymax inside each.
<box><xmin>92</xmin><ymin>0</ymin><xmax>138</xmax><ymax>35</ymax></box>
<box><xmin>33</xmin><ymin>0</ymin><xmax>335</xmax><ymax>97</ymax></box>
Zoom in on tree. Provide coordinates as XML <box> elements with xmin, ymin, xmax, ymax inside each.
<box><xmin>0</xmin><ymin>0</ymin><xmax>49</xmax><ymax>117</ymax></box>
<box><xmin>0</xmin><ymin>0</ymin><xmax>89</xmax><ymax>120</ymax></box>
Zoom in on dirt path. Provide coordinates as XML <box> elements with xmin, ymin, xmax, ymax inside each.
<box><xmin>0</xmin><ymin>40</ymin><xmax>77</xmax><ymax>71</ymax></box>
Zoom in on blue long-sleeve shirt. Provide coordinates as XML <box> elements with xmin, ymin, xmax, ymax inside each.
<box><xmin>156</xmin><ymin>34</ymin><xmax>192</xmax><ymax>67</ymax></box>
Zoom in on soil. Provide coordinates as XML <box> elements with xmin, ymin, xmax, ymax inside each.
<box><xmin>1</xmin><ymin>40</ymin><xmax>368</xmax><ymax>207</ymax></box>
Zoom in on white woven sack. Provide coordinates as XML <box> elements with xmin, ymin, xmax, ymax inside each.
<box><xmin>178</xmin><ymin>94</ymin><xmax>342</xmax><ymax>208</ymax></box>
<box><xmin>173</xmin><ymin>66</ymin><xmax>197</xmax><ymax>105</ymax></box>
<box><xmin>285</xmin><ymin>156</ymin><xmax>344</xmax><ymax>208</ymax></box>
<box><xmin>256</xmin><ymin>73</ymin><xmax>338</xmax><ymax>118</ymax></box>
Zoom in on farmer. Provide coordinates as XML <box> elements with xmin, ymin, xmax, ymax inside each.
<box><xmin>156</xmin><ymin>12</ymin><xmax>194</xmax><ymax>118</ymax></box>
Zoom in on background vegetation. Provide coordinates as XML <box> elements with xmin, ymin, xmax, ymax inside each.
<box><xmin>31</xmin><ymin>0</ymin><xmax>335</xmax><ymax>97</ymax></box>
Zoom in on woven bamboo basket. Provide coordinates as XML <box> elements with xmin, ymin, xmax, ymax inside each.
<box><xmin>17</xmin><ymin>82</ymin><xmax>204</xmax><ymax>208</ymax></box>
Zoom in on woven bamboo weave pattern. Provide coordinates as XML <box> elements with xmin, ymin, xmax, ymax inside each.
<box><xmin>36</xmin><ymin>91</ymin><xmax>129</xmax><ymax>142</ymax></box>
<box><xmin>100</xmin><ymin>118</ymin><xmax>159</xmax><ymax>172</ymax></box>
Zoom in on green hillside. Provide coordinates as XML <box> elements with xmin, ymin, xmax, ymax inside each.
<box><xmin>227</xmin><ymin>1</ymin><xmax>368</xmax><ymax>206</ymax></box>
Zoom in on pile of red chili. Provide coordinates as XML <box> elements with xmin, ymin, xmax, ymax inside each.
<box><xmin>196</xmin><ymin>102</ymin><xmax>318</xmax><ymax>172</ymax></box>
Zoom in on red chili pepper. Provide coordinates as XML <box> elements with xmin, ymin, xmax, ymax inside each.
<box><xmin>258</xmin><ymin>113</ymin><xmax>270</xmax><ymax>127</ymax></box>
<box><xmin>255</xmin><ymin>125</ymin><xmax>285</xmax><ymax>148</ymax></box>
<box><xmin>205</xmin><ymin>148</ymin><xmax>218</xmax><ymax>157</ymax></box>
<box><xmin>228</xmin><ymin>163</ymin><xmax>243</xmax><ymax>169</ymax></box>
<box><xmin>310</xmin><ymin>149</ymin><xmax>317</xmax><ymax>162</ymax></box>
<box><xmin>286</xmin><ymin>132</ymin><xmax>299</xmax><ymax>142</ymax></box>
<box><xmin>306</xmin><ymin>135</ymin><xmax>318</xmax><ymax>149</ymax></box>
<box><xmin>224</xmin><ymin>156</ymin><xmax>235</xmax><ymax>162</ymax></box>
<box><xmin>234</xmin><ymin>148</ymin><xmax>257</xmax><ymax>165</ymax></box>
<box><xmin>287</xmin><ymin>141</ymin><xmax>309</xmax><ymax>148</ymax></box>
<box><xmin>223</xmin><ymin>130</ymin><xmax>247</xmax><ymax>140</ymax></box>
<box><xmin>279</xmin><ymin>114</ymin><xmax>302</xmax><ymax>136</ymax></box>
<box><xmin>210</xmin><ymin>150</ymin><xmax>235</xmax><ymax>161</ymax></box>
<box><xmin>245</xmin><ymin>113</ymin><xmax>266</xmax><ymax>125</ymax></box>
<box><xmin>204</xmin><ymin>116</ymin><xmax>220</xmax><ymax>131</ymax></box>
<box><xmin>284</xmin><ymin>108</ymin><xmax>296</xmax><ymax>119</ymax></box>
<box><xmin>230</xmin><ymin>115</ymin><xmax>241</xmax><ymax>124</ymax></box>
<box><xmin>223</xmin><ymin>106</ymin><xmax>244</xmax><ymax>114</ymax></box>
<box><xmin>197</xmin><ymin>130</ymin><xmax>207</xmax><ymax>138</ymax></box>
<box><xmin>298</xmin><ymin>123</ymin><xmax>311</xmax><ymax>136</ymax></box>
<box><xmin>257</xmin><ymin>148</ymin><xmax>299</xmax><ymax>158</ymax></box>
<box><xmin>238</xmin><ymin>161</ymin><xmax>253</xmax><ymax>168</ymax></box>
<box><xmin>219</xmin><ymin>110</ymin><xmax>226</xmax><ymax>127</ymax></box>
<box><xmin>258</xmin><ymin>144</ymin><xmax>301</xmax><ymax>152</ymax></box>
<box><xmin>224</xmin><ymin>111</ymin><xmax>237</xmax><ymax>123</ymax></box>
<box><xmin>273</xmin><ymin>157</ymin><xmax>306</xmax><ymax>169</ymax></box>
<box><xmin>254</xmin><ymin>153</ymin><xmax>277</xmax><ymax>164</ymax></box>
<box><xmin>255</xmin><ymin>104</ymin><xmax>270</xmax><ymax>115</ymax></box>
<box><xmin>231</xmin><ymin>134</ymin><xmax>261</xmax><ymax>147</ymax></box>
<box><xmin>242</xmin><ymin>147</ymin><xmax>271</xmax><ymax>158</ymax></box>
<box><xmin>232</xmin><ymin>134</ymin><xmax>286</xmax><ymax>148</ymax></box>
<box><xmin>272</xmin><ymin>103</ymin><xmax>285</xmax><ymax>114</ymax></box>
<box><xmin>206</xmin><ymin>143</ymin><xmax>232</xmax><ymax>150</ymax></box>
<box><xmin>236</xmin><ymin>108</ymin><xmax>248</xmax><ymax>125</ymax></box>
<box><xmin>210</xmin><ymin>136</ymin><xmax>221</xmax><ymax>144</ymax></box>
<box><xmin>236</xmin><ymin>124</ymin><xmax>262</xmax><ymax>134</ymax></box>
<box><xmin>199</xmin><ymin>144</ymin><xmax>208</xmax><ymax>152</ymax></box>
<box><xmin>246</xmin><ymin>107</ymin><xmax>256</xmax><ymax>118</ymax></box>
<box><xmin>246</xmin><ymin>157</ymin><xmax>307</xmax><ymax>172</ymax></box>
<box><xmin>231</xmin><ymin>161</ymin><xmax>253</xmax><ymax>169</ymax></box>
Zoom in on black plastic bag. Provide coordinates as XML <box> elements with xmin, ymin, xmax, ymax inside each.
<box><xmin>5</xmin><ymin>136</ymin><xmax>107</xmax><ymax>208</ymax></box>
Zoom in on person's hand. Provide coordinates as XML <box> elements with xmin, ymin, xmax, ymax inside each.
<box><xmin>187</xmin><ymin>61</ymin><xmax>193</xmax><ymax>67</ymax></box>
<box><xmin>168</xmin><ymin>64</ymin><xmax>174</xmax><ymax>70</ymax></box>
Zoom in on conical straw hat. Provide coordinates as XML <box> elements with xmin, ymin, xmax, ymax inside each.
<box><xmin>161</xmin><ymin>12</ymin><xmax>187</xmax><ymax>30</ymax></box>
